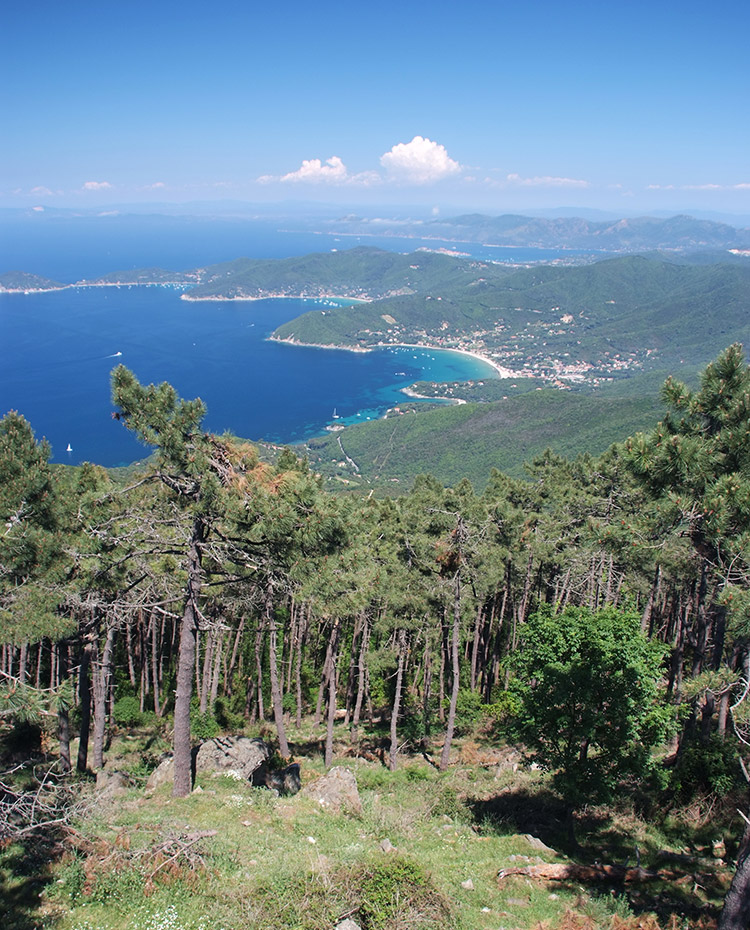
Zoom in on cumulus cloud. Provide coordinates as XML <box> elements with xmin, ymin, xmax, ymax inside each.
<box><xmin>82</xmin><ymin>180</ymin><xmax>113</xmax><ymax>191</ymax></box>
<box><xmin>31</xmin><ymin>185</ymin><xmax>54</xmax><ymax>196</ymax></box>
<box><xmin>259</xmin><ymin>155</ymin><xmax>378</xmax><ymax>187</ymax></box>
<box><xmin>380</xmin><ymin>136</ymin><xmax>462</xmax><ymax>184</ymax></box>
<box><xmin>283</xmin><ymin>155</ymin><xmax>348</xmax><ymax>184</ymax></box>
<box><xmin>506</xmin><ymin>173</ymin><xmax>589</xmax><ymax>189</ymax></box>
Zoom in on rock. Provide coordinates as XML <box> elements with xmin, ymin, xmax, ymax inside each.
<box><xmin>262</xmin><ymin>762</ymin><xmax>302</xmax><ymax>796</ymax></box>
<box><xmin>301</xmin><ymin>767</ymin><xmax>362</xmax><ymax>815</ymax></box>
<box><xmin>145</xmin><ymin>755</ymin><xmax>174</xmax><ymax>792</ymax></box>
<box><xmin>335</xmin><ymin>920</ymin><xmax>362</xmax><ymax>930</ymax></box>
<box><xmin>461</xmin><ymin>879</ymin><xmax>474</xmax><ymax>890</ymax></box>
<box><xmin>524</xmin><ymin>834</ymin><xmax>555</xmax><ymax>854</ymax></box>
<box><xmin>96</xmin><ymin>770</ymin><xmax>130</xmax><ymax>797</ymax></box>
<box><xmin>195</xmin><ymin>736</ymin><xmax>270</xmax><ymax>781</ymax></box>
<box><xmin>380</xmin><ymin>838</ymin><xmax>396</xmax><ymax>853</ymax></box>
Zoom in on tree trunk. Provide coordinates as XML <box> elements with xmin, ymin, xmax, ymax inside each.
<box><xmin>151</xmin><ymin>610</ymin><xmax>162</xmax><ymax>716</ymax></box>
<box><xmin>76</xmin><ymin>632</ymin><xmax>93</xmax><ymax>774</ymax></box>
<box><xmin>324</xmin><ymin>620</ymin><xmax>340</xmax><ymax>768</ymax></box>
<box><xmin>389</xmin><ymin>629</ymin><xmax>407</xmax><ymax>772</ymax></box>
<box><xmin>350</xmin><ymin>615</ymin><xmax>370</xmax><ymax>744</ymax></box>
<box><xmin>295</xmin><ymin>604</ymin><xmax>310</xmax><ymax>730</ymax></box>
<box><xmin>718</xmin><ymin>816</ymin><xmax>750</xmax><ymax>930</ymax></box>
<box><xmin>172</xmin><ymin>520</ymin><xmax>205</xmax><ymax>798</ymax></box>
<box><xmin>267</xmin><ymin>580</ymin><xmax>290</xmax><ymax>759</ymax></box>
<box><xmin>440</xmin><ymin>571</ymin><xmax>462</xmax><ymax>772</ymax></box>
<box><xmin>93</xmin><ymin>624</ymin><xmax>116</xmax><ymax>771</ymax></box>
<box><xmin>58</xmin><ymin>642</ymin><xmax>71</xmax><ymax>774</ymax></box>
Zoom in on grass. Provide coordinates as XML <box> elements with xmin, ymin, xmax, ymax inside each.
<box><xmin>2</xmin><ymin>718</ymin><xmax>738</xmax><ymax>930</ymax></box>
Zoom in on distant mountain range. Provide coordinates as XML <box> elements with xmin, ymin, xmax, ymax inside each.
<box><xmin>327</xmin><ymin>212</ymin><xmax>750</xmax><ymax>252</ymax></box>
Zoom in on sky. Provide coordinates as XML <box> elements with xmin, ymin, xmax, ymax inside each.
<box><xmin>2</xmin><ymin>0</ymin><xmax>748</xmax><ymax>217</ymax></box>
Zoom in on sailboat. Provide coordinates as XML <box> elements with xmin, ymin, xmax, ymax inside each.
<box><xmin>66</xmin><ymin>443</ymin><xmax>72</xmax><ymax>453</ymax></box>
<box><xmin>332</xmin><ymin>408</ymin><xmax>340</xmax><ymax>419</ymax></box>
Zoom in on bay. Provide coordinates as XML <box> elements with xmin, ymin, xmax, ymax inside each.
<box><xmin>0</xmin><ymin>215</ymin><xmax>585</xmax><ymax>467</ymax></box>
<box><xmin>0</xmin><ymin>285</ymin><xmax>496</xmax><ymax>466</ymax></box>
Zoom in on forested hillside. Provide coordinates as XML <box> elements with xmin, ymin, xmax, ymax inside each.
<box><xmin>3</xmin><ymin>348</ymin><xmax>750</xmax><ymax>929</ymax></box>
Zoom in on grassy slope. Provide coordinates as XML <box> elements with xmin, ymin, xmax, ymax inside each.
<box><xmin>304</xmin><ymin>389</ymin><xmax>664</xmax><ymax>490</ymax></box>
<box><xmin>25</xmin><ymin>721</ymin><xmax>733</xmax><ymax>930</ymax></box>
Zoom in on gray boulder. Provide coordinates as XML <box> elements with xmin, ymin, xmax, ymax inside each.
<box><xmin>145</xmin><ymin>755</ymin><xmax>174</xmax><ymax>792</ymax></box>
<box><xmin>301</xmin><ymin>766</ymin><xmax>362</xmax><ymax>815</ymax></box>
<box><xmin>194</xmin><ymin>736</ymin><xmax>270</xmax><ymax>780</ymax></box>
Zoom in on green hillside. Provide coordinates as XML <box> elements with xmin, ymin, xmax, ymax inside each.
<box><xmin>185</xmin><ymin>246</ymin><xmax>512</xmax><ymax>301</ymax></box>
<box><xmin>302</xmin><ymin>388</ymin><xmax>664</xmax><ymax>490</ymax></box>
<box><xmin>272</xmin><ymin>253</ymin><xmax>750</xmax><ymax>379</ymax></box>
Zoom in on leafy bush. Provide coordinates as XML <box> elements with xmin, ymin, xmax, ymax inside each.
<box><xmin>670</xmin><ymin>734</ymin><xmax>745</xmax><ymax>798</ymax></box>
<box><xmin>213</xmin><ymin>697</ymin><xmax>245</xmax><ymax>731</ymax></box>
<box><xmin>357</xmin><ymin>856</ymin><xmax>450</xmax><ymax>930</ymax></box>
<box><xmin>190</xmin><ymin>710</ymin><xmax>220</xmax><ymax>740</ymax></box>
<box><xmin>445</xmin><ymin>689</ymin><xmax>484</xmax><ymax>735</ymax></box>
<box><xmin>113</xmin><ymin>695</ymin><xmax>144</xmax><ymax>727</ymax></box>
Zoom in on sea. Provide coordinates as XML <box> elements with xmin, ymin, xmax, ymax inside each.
<box><xmin>0</xmin><ymin>214</ymin><xmax>582</xmax><ymax>467</ymax></box>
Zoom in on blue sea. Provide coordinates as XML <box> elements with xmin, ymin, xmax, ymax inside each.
<box><xmin>0</xmin><ymin>214</ymin><xmax>579</xmax><ymax>466</ymax></box>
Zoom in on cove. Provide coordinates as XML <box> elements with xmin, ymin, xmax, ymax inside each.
<box><xmin>0</xmin><ymin>285</ymin><xmax>497</xmax><ymax>466</ymax></box>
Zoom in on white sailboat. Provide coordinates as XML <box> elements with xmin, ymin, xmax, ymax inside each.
<box><xmin>66</xmin><ymin>443</ymin><xmax>72</xmax><ymax>452</ymax></box>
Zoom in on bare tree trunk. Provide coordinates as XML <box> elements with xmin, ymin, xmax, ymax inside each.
<box><xmin>350</xmin><ymin>615</ymin><xmax>370</xmax><ymax>744</ymax></box>
<box><xmin>199</xmin><ymin>628</ymin><xmax>213</xmax><ymax>715</ymax></box>
<box><xmin>344</xmin><ymin>611</ymin><xmax>364</xmax><ymax>726</ymax></box>
<box><xmin>77</xmin><ymin>631</ymin><xmax>93</xmax><ymax>774</ymax></box>
<box><xmin>324</xmin><ymin>620</ymin><xmax>341</xmax><ymax>769</ymax></box>
<box><xmin>422</xmin><ymin>638</ymin><xmax>432</xmax><ymax>742</ymax></box>
<box><xmin>58</xmin><ymin>642</ymin><xmax>71</xmax><ymax>774</ymax></box>
<box><xmin>210</xmin><ymin>630</ymin><xmax>223</xmax><ymax>707</ymax></box>
<box><xmin>295</xmin><ymin>604</ymin><xmax>310</xmax><ymax>729</ymax></box>
<box><xmin>389</xmin><ymin>629</ymin><xmax>407</xmax><ymax>771</ymax></box>
<box><xmin>225</xmin><ymin>616</ymin><xmax>245</xmax><ymax>698</ymax></box>
<box><xmin>315</xmin><ymin>632</ymin><xmax>335</xmax><ymax>728</ymax></box>
<box><xmin>718</xmin><ymin>815</ymin><xmax>750</xmax><ymax>930</ymax></box>
<box><xmin>469</xmin><ymin>604</ymin><xmax>482</xmax><ymax>692</ymax></box>
<box><xmin>440</xmin><ymin>570</ymin><xmax>462</xmax><ymax>772</ymax></box>
<box><xmin>151</xmin><ymin>610</ymin><xmax>162</xmax><ymax>716</ymax></box>
<box><xmin>266</xmin><ymin>580</ymin><xmax>290</xmax><ymax>759</ymax></box>
<box><xmin>173</xmin><ymin>520</ymin><xmax>205</xmax><ymax>798</ymax></box>
<box><xmin>93</xmin><ymin>624</ymin><xmax>116</xmax><ymax>771</ymax></box>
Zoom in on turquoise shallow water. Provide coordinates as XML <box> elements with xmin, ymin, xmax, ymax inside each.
<box><xmin>0</xmin><ymin>285</ymin><xmax>496</xmax><ymax>466</ymax></box>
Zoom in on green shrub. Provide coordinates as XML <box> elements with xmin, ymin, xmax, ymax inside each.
<box><xmin>357</xmin><ymin>857</ymin><xmax>450</xmax><ymax>930</ymax></box>
<box><xmin>670</xmin><ymin>734</ymin><xmax>745</xmax><ymax>798</ymax></box>
<box><xmin>445</xmin><ymin>689</ymin><xmax>484</xmax><ymax>735</ymax></box>
<box><xmin>190</xmin><ymin>710</ymin><xmax>220</xmax><ymax>740</ymax></box>
<box><xmin>113</xmin><ymin>695</ymin><xmax>144</xmax><ymax>727</ymax></box>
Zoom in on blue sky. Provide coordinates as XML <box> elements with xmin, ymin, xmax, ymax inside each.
<box><xmin>2</xmin><ymin>0</ymin><xmax>748</xmax><ymax>216</ymax></box>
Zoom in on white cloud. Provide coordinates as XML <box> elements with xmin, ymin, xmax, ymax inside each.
<box><xmin>31</xmin><ymin>185</ymin><xmax>54</xmax><ymax>196</ymax></box>
<box><xmin>259</xmin><ymin>155</ymin><xmax>378</xmax><ymax>187</ymax></box>
<box><xmin>380</xmin><ymin>136</ymin><xmax>462</xmax><ymax>184</ymax></box>
<box><xmin>282</xmin><ymin>155</ymin><xmax>348</xmax><ymax>184</ymax></box>
<box><xmin>506</xmin><ymin>173</ymin><xmax>589</xmax><ymax>189</ymax></box>
<box><xmin>82</xmin><ymin>180</ymin><xmax>113</xmax><ymax>191</ymax></box>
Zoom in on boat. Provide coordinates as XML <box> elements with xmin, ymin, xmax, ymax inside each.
<box><xmin>332</xmin><ymin>408</ymin><xmax>340</xmax><ymax>419</ymax></box>
<box><xmin>66</xmin><ymin>443</ymin><xmax>72</xmax><ymax>452</ymax></box>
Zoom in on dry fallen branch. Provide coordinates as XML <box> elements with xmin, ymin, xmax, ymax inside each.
<box><xmin>497</xmin><ymin>863</ymin><xmax>683</xmax><ymax>885</ymax></box>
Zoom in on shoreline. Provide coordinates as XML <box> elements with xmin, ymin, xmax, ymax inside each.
<box><xmin>271</xmin><ymin>334</ymin><xmax>524</xmax><ymax>379</ymax></box>
<box><xmin>181</xmin><ymin>291</ymin><xmax>372</xmax><ymax>304</ymax></box>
